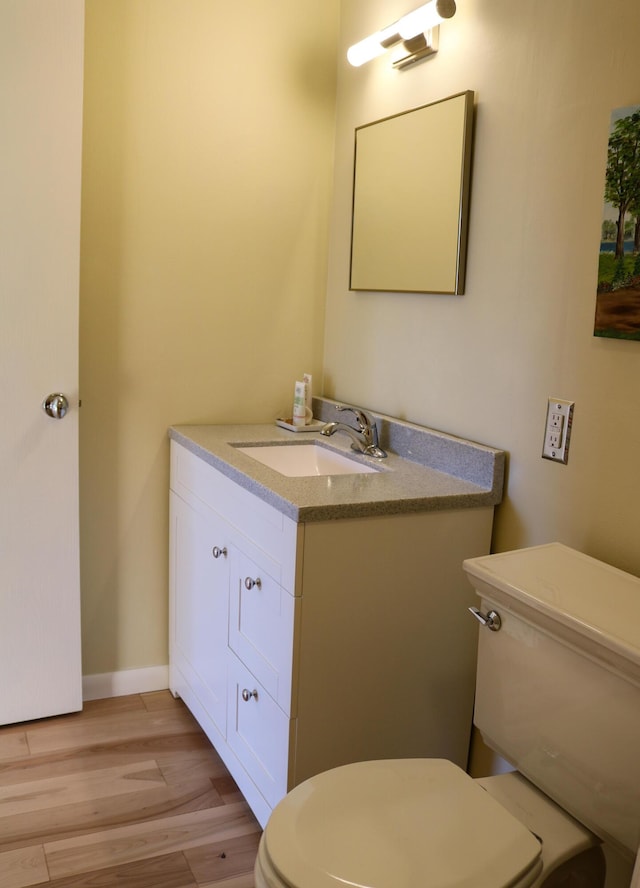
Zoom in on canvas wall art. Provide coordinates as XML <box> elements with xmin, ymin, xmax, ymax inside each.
<box><xmin>594</xmin><ymin>104</ymin><xmax>640</xmax><ymax>340</ymax></box>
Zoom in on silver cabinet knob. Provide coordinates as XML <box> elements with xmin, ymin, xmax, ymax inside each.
<box><xmin>241</xmin><ymin>688</ymin><xmax>258</xmax><ymax>702</ymax></box>
<box><xmin>244</xmin><ymin>576</ymin><xmax>262</xmax><ymax>590</ymax></box>
<box><xmin>42</xmin><ymin>393</ymin><xmax>69</xmax><ymax>419</ymax></box>
<box><xmin>212</xmin><ymin>546</ymin><xmax>227</xmax><ymax>559</ymax></box>
<box><xmin>469</xmin><ymin>607</ymin><xmax>502</xmax><ymax>632</ymax></box>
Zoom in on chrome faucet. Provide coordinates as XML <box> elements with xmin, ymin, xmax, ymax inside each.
<box><xmin>321</xmin><ymin>405</ymin><xmax>387</xmax><ymax>459</ymax></box>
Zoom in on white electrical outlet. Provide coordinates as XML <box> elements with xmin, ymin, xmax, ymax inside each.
<box><xmin>542</xmin><ymin>398</ymin><xmax>574</xmax><ymax>464</ymax></box>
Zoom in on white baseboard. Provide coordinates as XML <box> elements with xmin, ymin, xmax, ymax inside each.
<box><xmin>82</xmin><ymin>665</ymin><xmax>169</xmax><ymax>701</ymax></box>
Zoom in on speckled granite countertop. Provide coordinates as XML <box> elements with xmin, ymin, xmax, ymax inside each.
<box><xmin>169</xmin><ymin>398</ymin><xmax>505</xmax><ymax>523</ymax></box>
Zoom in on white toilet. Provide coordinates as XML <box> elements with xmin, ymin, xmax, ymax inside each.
<box><xmin>254</xmin><ymin>543</ymin><xmax>640</xmax><ymax>888</ymax></box>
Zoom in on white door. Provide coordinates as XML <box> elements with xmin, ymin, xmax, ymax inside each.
<box><xmin>0</xmin><ymin>0</ymin><xmax>84</xmax><ymax>724</ymax></box>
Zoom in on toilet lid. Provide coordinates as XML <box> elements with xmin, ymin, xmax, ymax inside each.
<box><xmin>263</xmin><ymin>759</ymin><xmax>542</xmax><ymax>888</ymax></box>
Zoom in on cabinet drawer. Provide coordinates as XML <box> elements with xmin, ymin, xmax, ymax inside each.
<box><xmin>229</xmin><ymin>549</ymin><xmax>296</xmax><ymax>714</ymax></box>
<box><xmin>227</xmin><ymin>655</ymin><xmax>292</xmax><ymax>810</ymax></box>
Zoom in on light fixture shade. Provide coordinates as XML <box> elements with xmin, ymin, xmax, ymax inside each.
<box><xmin>398</xmin><ymin>0</ymin><xmax>456</xmax><ymax>40</ymax></box>
<box><xmin>347</xmin><ymin>34</ymin><xmax>386</xmax><ymax>67</ymax></box>
<box><xmin>347</xmin><ymin>24</ymin><xmax>400</xmax><ymax>67</ymax></box>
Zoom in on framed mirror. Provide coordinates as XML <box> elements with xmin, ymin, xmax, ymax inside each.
<box><xmin>349</xmin><ymin>90</ymin><xmax>474</xmax><ymax>295</ymax></box>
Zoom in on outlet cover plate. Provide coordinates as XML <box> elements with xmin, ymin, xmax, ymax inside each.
<box><xmin>542</xmin><ymin>398</ymin><xmax>574</xmax><ymax>464</ymax></box>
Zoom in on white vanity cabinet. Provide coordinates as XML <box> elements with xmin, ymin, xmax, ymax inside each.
<box><xmin>169</xmin><ymin>438</ymin><xmax>497</xmax><ymax>828</ymax></box>
<box><xmin>170</xmin><ymin>440</ymin><xmax>301</xmax><ymax>824</ymax></box>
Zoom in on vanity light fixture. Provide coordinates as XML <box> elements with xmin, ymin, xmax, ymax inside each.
<box><xmin>347</xmin><ymin>0</ymin><xmax>456</xmax><ymax>69</ymax></box>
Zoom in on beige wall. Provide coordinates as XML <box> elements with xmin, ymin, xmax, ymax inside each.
<box><xmin>80</xmin><ymin>0</ymin><xmax>640</xmax><ymax>680</ymax></box>
<box><xmin>79</xmin><ymin>0</ymin><xmax>339</xmax><ymax>675</ymax></box>
<box><xmin>326</xmin><ymin>0</ymin><xmax>640</xmax><ymax>578</ymax></box>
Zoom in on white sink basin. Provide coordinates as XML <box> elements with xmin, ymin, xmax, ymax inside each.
<box><xmin>236</xmin><ymin>443</ymin><xmax>380</xmax><ymax>477</ymax></box>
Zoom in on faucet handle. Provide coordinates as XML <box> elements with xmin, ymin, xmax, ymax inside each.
<box><xmin>335</xmin><ymin>404</ymin><xmax>380</xmax><ymax>447</ymax></box>
<box><xmin>326</xmin><ymin>405</ymin><xmax>387</xmax><ymax>458</ymax></box>
<box><xmin>335</xmin><ymin>404</ymin><xmax>369</xmax><ymax>431</ymax></box>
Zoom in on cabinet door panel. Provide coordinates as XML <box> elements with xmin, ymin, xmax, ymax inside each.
<box><xmin>171</xmin><ymin>493</ymin><xmax>229</xmax><ymax>736</ymax></box>
<box><xmin>229</xmin><ymin>550</ymin><xmax>295</xmax><ymax>713</ymax></box>
<box><xmin>227</xmin><ymin>655</ymin><xmax>291</xmax><ymax>809</ymax></box>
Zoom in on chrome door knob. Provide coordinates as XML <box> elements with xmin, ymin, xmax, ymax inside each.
<box><xmin>42</xmin><ymin>393</ymin><xmax>69</xmax><ymax>419</ymax></box>
<box><xmin>244</xmin><ymin>576</ymin><xmax>262</xmax><ymax>590</ymax></box>
<box><xmin>241</xmin><ymin>688</ymin><xmax>258</xmax><ymax>702</ymax></box>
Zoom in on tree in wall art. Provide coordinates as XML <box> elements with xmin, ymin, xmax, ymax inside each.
<box><xmin>594</xmin><ymin>103</ymin><xmax>640</xmax><ymax>340</ymax></box>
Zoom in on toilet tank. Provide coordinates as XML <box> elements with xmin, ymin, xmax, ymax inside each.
<box><xmin>463</xmin><ymin>543</ymin><xmax>640</xmax><ymax>858</ymax></box>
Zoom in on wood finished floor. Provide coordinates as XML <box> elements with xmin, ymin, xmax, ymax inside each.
<box><xmin>0</xmin><ymin>691</ymin><xmax>261</xmax><ymax>888</ymax></box>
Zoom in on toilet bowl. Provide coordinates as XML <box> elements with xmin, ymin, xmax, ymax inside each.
<box><xmin>254</xmin><ymin>758</ymin><xmax>604</xmax><ymax>888</ymax></box>
<box><xmin>255</xmin><ymin>544</ymin><xmax>640</xmax><ymax>887</ymax></box>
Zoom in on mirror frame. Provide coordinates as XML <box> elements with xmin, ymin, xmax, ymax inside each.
<box><xmin>349</xmin><ymin>91</ymin><xmax>475</xmax><ymax>295</ymax></box>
